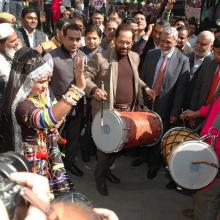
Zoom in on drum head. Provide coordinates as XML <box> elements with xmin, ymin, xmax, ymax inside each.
<box><xmin>92</xmin><ymin>110</ymin><xmax>127</xmax><ymax>153</ymax></box>
<box><xmin>169</xmin><ymin>141</ymin><xmax>219</xmax><ymax>189</ymax></box>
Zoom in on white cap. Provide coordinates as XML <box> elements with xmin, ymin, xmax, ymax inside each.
<box><xmin>0</xmin><ymin>23</ymin><xmax>14</xmax><ymax>40</ymax></box>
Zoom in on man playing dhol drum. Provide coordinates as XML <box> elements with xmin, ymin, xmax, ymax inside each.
<box><xmin>84</xmin><ymin>23</ymin><xmax>154</xmax><ymax>196</ymax></box>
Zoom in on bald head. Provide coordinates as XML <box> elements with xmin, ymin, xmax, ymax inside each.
<box><xmin>197</xmin><ymin>31</ymin><xmax>215</xmax><ymax>45</ymax></box>
<box><xmin>194</xmin><ymin>31</ymin><xmax>214</xmax><ymax>58</ymax></box>
<box><xmin>50</xmin><ymin>202</ymin><xmax>100</xmax><ymax>220</ymax></box>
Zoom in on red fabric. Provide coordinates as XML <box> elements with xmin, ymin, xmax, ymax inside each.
<box><xmin>199</xmin><ymin>95</ymin><xmax>220</xmax><ymax>160</ymax></box>
<box><xmin>52</xmin><ymin>0</ymin><xmax>62</xmax><ymax>22</ymax></box>
<box><xmin>206</xmin><ymin>67</ymin><xmax>220</xmax><ymax>104</ymax></box>
<box><xmin>153</xmin><ymin>55</ymin><xmax>168</xmax><ymax>96</ymax></box>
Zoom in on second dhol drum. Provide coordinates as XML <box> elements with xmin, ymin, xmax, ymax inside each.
<box><xmin>169</xmin><ymin>140</ymin><xmax>219</xmax><ymax>189</ymax></box>
<box><xmin>92</xmin><ymin>109</ymin><xmax>163</xmax><ymax>153</ymax></box>
<box><xmin>162</xmin><ymin>127</ymin><xmax>219</xmax><ymax>189</ymax></box>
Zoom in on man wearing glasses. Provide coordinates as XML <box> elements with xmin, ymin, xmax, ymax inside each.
<box><xmin>84</xmin><ymin>23</ymin><xmax>154</xmax><ymax>196</ymax></box>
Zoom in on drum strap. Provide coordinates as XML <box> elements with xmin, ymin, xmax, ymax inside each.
<box><xmin>198</xmin><ymin>113</ymin><xmax>220</xmax><ymax>147</ymax></box>
<box><xmin>212</xmin><ymin>113</ymin><xmax>220</xmax><ymax>130</ymax></box>
<box><xmin>109</xmin><ymin>48</ymin><xmax>114</xmax><ymax>110</ymax></box>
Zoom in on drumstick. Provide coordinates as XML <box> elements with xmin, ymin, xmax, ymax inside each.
<box><xmin>101</xmin><ymin>81</ymin><xmax>104</xmax><ymax>127</ymax></box>
<box><xmin>181</xmin><ymin>108</ymin><xmax>185</xmax><ymax>127</ymax></box>
<box><xmin>151</xmin><ymin>100</ymin><xmax>154</xmax><ymax>111</ymax></box>
<box><xmin>191</xmin><ymin>160</ymin><xmax>219</xmax><ymax>169</ymax></box>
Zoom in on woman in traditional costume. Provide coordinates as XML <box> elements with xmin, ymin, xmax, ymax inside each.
<box><xmin>1</xmin><ymin>47</ymin><xmax>85</xmax><ymax>195</ymax></box>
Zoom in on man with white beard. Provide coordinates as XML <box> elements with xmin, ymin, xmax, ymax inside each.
<box><xmin>0</xmin><ymin>23</ymin><xmax>20</xmax><ymax>106</ymax></box>
<box><xmin>0</xmin><ymin>23</ymin><xmax>20</xmax><ymax>83</ymax></box>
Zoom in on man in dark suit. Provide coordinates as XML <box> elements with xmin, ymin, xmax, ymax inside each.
<box><xmin>140</xmin><ymin>26</ymin><xmax>190</xmax><ymax>179</ymax></box>
<box><xmin>131</xmin><ymin>20</ymin><xmax>170</xmax><ymax>167</ymax></box>
<box><xmin>184</xmin><ymin>30</ymin><xmax>214</xmax><ymax>111</ymax></box>
<box><xmin>189</xmin><ymin>32</ymin><xmax>217</xmax><ymax>112</ymax></box>
<box><xmin>166</xmin><ymin>31</ymin><xmax>215</xmax><ymax>189</ymax></box>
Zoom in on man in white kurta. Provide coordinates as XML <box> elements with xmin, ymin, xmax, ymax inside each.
<box><xmin>0</xmin><ymin>23</ymin><xmax>20</xmax><ymax>103</ymax></box>
<box><xmin>0</xmin><ymin>23</ymin><xmax>20</xmax><ymax>82</ymax></box>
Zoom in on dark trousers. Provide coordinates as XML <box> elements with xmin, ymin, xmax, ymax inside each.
<box><xmin>138</xmin><ymin>122</ymin><xmax>170</xmax><ymax>170</ymax></box>
<box><xmin>64</xmin><ymin>116</ymin><xmax>82</xmax><ymax>165</ymax></box>
<box><xmin>95</xmin><ymin>150</ymin><xmax>118</xmax><ymax>184</ymax></box>
<box><xmin>193</xmin><ymin>178</ymin><xmax>220</xmax><ymax>220</ymax></box>
<box><xmin>146</xmin><ymin>142</ymin><xmax>162</xmax><ymax>170</ymax></box>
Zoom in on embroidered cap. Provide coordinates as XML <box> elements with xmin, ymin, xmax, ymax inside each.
<box><xmin>0</xmin><ymin>23</ymin><xmax>15</xmax><ymax>40</ymax></box>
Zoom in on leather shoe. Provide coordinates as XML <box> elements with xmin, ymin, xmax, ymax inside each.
<box><xmin>66</xmin><ymin>164</ymin><xmax>84</xmax><ymax>177</ymax></box>
<box><xmin>182</xmin><ymin>208</ymin><xmax>194</xmax><ymax>219</ymax></box>
<box><xmin>147</xmin><ymin>167</ymin><xmax>159</xmax><ymax>179</ymax></box>
<box><xmin>106</xmin><ymin>171</ymin><xmax>120</xmax><ymax>184</ymax></box>
<box><xmin>96</xmin><ymin>182</ymin><xmax>108</xmax><ymax>196</ymax></box>
<box><xmin>131</xmin><ymin>158</ymin><xmax>145</xmax><ymax>167</ymax></box>
<box><xmin>81</xmin><ymin>152</ymin><xmax>90</xmax><ymax>163</ymax></box>
<box><xmin>166</xmin><ymin>180</ymin><xmax>177</xmax><ymax>189</ymax></box>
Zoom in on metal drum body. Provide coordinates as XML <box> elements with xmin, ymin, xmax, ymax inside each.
<box><xmin>169</xmin><ymin>141</ymin><xmax>219</xmax><ymax>189</ymax></box>
<box><xmin>92</xmin><ymin>110</ymin><xmax>163</xmax><ymax>153</ymax></box>
<box><xmin>162</xmin><ymin>127</ymin><xmax>200</xmax><ymax>164</ymax></box>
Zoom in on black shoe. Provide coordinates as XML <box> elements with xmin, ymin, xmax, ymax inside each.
<box><xmin>66</xmin><ymin>164</ymin><xmax>84</xmax><ymax>177</ymax></box>
<box><xmin>166</xmin><ymin>180</ymin><xmax>177</xmax><ymax>189</ymax></box>
<box><xmin>106</xmin><ymin>171</ymin><xmax>120</xmax><ymax>184</ymax></box>
<box><xmin>131</xmin><ymin>158</ymin><xmax>145</xmax><ymax>167</ymax></box>
<box><xmin>81</xmin><ymin>152</ymin><xmax>90</xmax><ymax>163</ymax></box>
<box><xmin>96</xmin><ymin>181</ymin><xmax>108</xmax><ymax>196</ymax></box>
<box><xmin>147</xmin><ymin>167</ymin><xmax>159</xmax><ymax>179</ymax></box>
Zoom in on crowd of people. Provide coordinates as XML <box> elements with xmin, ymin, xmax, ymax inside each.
<box><xmin>0</xmin><ymin>0</ymin><xmax>220</xmax><ymax>219</ymax></box>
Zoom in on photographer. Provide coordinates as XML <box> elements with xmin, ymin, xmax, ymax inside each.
<box><xmin>0</xmin><ymin>172</ymin><xmax>119</xmax><ymax>220</ymax></box>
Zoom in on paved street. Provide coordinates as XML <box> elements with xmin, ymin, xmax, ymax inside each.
<box><xmin>70</xmin><ymin>153</ymin><xmax>193</xmax><ymax>220</ymax></box>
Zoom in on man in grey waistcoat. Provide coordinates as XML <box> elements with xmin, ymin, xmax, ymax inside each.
<box><xmin>44</xmin><ymin>23</ymin><xmax>85</xmax><ymax>177</ymax></box>
<box><xmin>16</xmin><ymin>7</ymin><xmax>48</xmax><ymax>51</ymax></box>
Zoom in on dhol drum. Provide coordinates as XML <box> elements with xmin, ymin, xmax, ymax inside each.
<box><xmin>91</xmin><ymin>109</ymin><xmax>163</xmax><ymax>153</ymax></box>
<box><xmin>162</xmin><ymin>127</ymin><xmax>200</xmax><ymax>164</ymax></box>
<box><xmin>169</xmin><ymin>140</ymin><xmax>219</xmax><ymax>189</ymax></box>
<box><xmin>162</xmin><ymin>127</ymin><xmax>219</xmax><ymax>189</ymax></box>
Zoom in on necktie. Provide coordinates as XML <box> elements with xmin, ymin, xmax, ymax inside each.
<box><xmin>206</xmin><ymin>66</ymin><xmax>220</xmax><ymax>105</ymax></box>
<box><xmin>153</xmin><ymin>55</ymin><xmax>168</xmax><ymax>96</ymax></box>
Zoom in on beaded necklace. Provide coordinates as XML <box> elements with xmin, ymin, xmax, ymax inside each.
<box><xmin>27</xmin><ymin>92</ymin><xmax>50</xmax><ymax>174</ymax></box>
<box><xmin>28</xmin><ymin>93</ymin><xmax>49</xmax><ymax>109</ymax></box>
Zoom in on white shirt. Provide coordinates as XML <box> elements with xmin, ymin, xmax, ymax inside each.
<box><xmin>24</xmin><ymin>28</ymin><xmax>36</xmax><ymax>48</ymax></box>
<box><xmin>191</xmin><ymin>57</ymin><xmax>204</xmax><ymax>75</ymax></box>
<box><xmin>153</xmin><ymin>49</ymin><xmax>175</xmax><ymax>85</ymax></box>
<box><xmin>0</xmin><ymin>53</ymin><xmax>12</xmax><ymax>83</ymax></box>
<box><xmin>24</xmin><ymin>28</ymin><xmax>48</xmax><ymax>48</ymax></box>
<box><xmin>190</xmin><ymin>52</ymin><xmax>211</xmax><ymax>79</ymax></box>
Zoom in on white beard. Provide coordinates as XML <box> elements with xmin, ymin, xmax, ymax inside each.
<box><xmin>4</xmin><ymin>46</ymin><xmax>19</xmax><ymax>60</ymax></box>
<box><xmin>194</xmin><ymin>49</ymin><xmax>210</xmax><ymax>59</ymax></box>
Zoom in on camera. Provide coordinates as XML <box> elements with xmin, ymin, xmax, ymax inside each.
<box><xmin>0</xmin><ymin>151</ymin><xmax>31</xmax><ymax>219</ymax></box>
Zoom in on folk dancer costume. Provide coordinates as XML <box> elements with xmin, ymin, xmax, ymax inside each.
<box><xmin>2</xmin><ymin>48</ymin><xmax>85</xmax><ymax>195</ymax></box>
